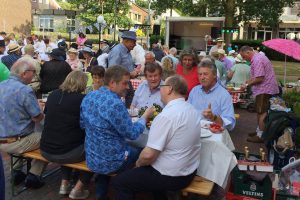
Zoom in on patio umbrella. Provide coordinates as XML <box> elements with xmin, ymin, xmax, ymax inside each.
<box><xmin>262</xmin><ymin>38</ymin><xmax>300</xmax><ymax>85</ymax></box>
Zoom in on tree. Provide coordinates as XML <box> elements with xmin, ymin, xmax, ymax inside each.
<box><xmin>60</xmin><ymin>0</ymin><xmax>133</xmax><ymax>28</ymax></box>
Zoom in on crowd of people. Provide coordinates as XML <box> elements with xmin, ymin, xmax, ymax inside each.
<box><xmin>0</xmin><ymin>30</ymin><xmax>279</xmax><ymax>200</ymax></box>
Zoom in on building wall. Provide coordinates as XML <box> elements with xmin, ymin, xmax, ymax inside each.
<box><xmin>0</xmin><ymin>0</ymin><xmax>32</xmax><ymax>34</ymax></box>
<box><xmin>128</xmin><ymin>3</ymin><xmax>148</xmax><ymax>24</ymax></box>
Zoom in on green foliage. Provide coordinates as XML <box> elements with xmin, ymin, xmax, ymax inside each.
<box><xmin>236</xmin><ymin>0</ymin><xmax>295</xmax><ymax>27</ymax></box>
<box><xmin>283</xmin><ymin>91</ymin><xmax>300</xmax><ymax>109</ymax></box>
<box><xmin>135</xmin><ymin>0</ymin><xmax>148</xmax><ymax>8</ymax></box>
<box><xmin>150</xmin><ymin>35</ymin><xmax>165</xmax><ymax>45</ymax></box>
<box><xmin>62</xmin><ymin>0</ymin><xmax>133</xmax><ymax>28</ymax></box>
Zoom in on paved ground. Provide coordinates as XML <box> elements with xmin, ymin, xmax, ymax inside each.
<box><xmin>2</xmin><ymin>107</ymin><xmax>264</xmax><ymax>200</ymax></box>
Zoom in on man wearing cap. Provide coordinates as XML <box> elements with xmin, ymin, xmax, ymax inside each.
<box><xmin>108</xmin><ymin>31</ymin><xmax>141</xmax><ymax>107</ymax></box>
<box><xmin>1</xmin><ymin>43</ymin><xmax>22</xmax><ymax>69</ymax></box>
<box><xmin>218</xmin><ymin>49</ymin><xmax>233</xmax><ymax>71</ymax></box>
<box><xmin>40</xmin><ymin>48</ymin><xmax>72</xmax><ymax>94</ymax></box>
<box><xmin>209</xmin><ymin>38</ymin><xmax>224</xmax><ymax>55</ymax></box>
<box><xmin>240</xmin><ymin>46</ymin><xmax>279</xmax><ymax>143</ymax></box>
<box><xmin>227</xmin><ymin>50</ymin><xmax>238</xmax><ymax>64</ymax></box>
<box><xmin>227</xmin><ymin>54</ymin><xmax>250</xmax><ymax>87</ymax></box>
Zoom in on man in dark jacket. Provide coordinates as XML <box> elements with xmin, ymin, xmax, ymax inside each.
<box><xmin>40</xmin><ymin>48</ymin><xmax>72</xmax><ymax>94</ymax></box>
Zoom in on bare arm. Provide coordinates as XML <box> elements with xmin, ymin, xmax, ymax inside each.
<box><xmin>136</xmin><ymin>147</ymin><xmax>160</xmax><ymax>167</ymax></box>
<box><xmin>246</xmin><ymin>76</ymin><xmax>264</xmax><ymax>86</ymax></box>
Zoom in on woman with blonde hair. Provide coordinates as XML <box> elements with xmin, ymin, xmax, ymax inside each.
<box><xmin>161</xmin><ymin>57</ymin><xmax>175</xmax><ymax>80</ymax></box>
<box><xmin>40</xmin><ymin>71</ymin><xmax>93</xmax><ymax>199</ymax></box>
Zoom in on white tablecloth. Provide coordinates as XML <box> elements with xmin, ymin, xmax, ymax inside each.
<box><xmin>198</xmin><ymin>130</ymin><xmax>237</xmax><ymax>189</ymax></box>
<box><xmin>127</xmin><ymin>125</ymin><xmax>237</xmax><ymax>189</ymax></box>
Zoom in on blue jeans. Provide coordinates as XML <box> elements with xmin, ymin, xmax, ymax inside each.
<box><xmin>95</xmin><ymin>146</ymin><xmax>141</xmax><ymax>199</ymax></box>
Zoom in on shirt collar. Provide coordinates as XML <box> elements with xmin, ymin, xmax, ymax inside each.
<box><xmin>10</xmin><ymin>75</ymin><xmax>26</xmax><ymax>84</ymax></box>
<box><xmin>120</xmin><ymin>43</ymin><xmax>130</xmax><ymax>53</ymax></box>
<box><xmin>200</xmin><ymin>81</ymin><xmax>219</xmax><ymax>94</ymax></box>
<box><xmin>165</xmin><ymin>98</ymin><xmax>185</xmax><ymax>108</ymax></box>
<box><xmin>145</xmin><ymin>79</ymin><xmax>164</xmax><ymax>90</ymax></box>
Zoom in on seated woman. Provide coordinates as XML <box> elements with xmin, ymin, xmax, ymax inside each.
<box><xmin>176</xmin><ymin>49</ymin><xmax>200</xmax><ymax>94</ymax></box>
<box><xmin>40</xmin><ymin>71</ymin><xmax>93</xmax><ymax>199</ymax></box>
<box><xmin>85</xmin><ymin>65</ymin><xmax>105</xmax><ymax>93</ymax></box>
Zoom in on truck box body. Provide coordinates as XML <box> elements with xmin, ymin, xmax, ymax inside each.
<box><xmin>165</xmin><ymin>17</ymin><xmax>225</xmax><ymax>51</ymax></box>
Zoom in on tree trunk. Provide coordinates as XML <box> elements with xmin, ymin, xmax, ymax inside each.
<box><xmin>224</xmin><ymin>0</ymin><xmax>235</xmax><ymax>49</ymax></box>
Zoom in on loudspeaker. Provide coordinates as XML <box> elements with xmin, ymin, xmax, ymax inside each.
<box><xmin>153</xmin><ymin>25</ymin><xmax>160</xmax><ymax>35</ymax></box>
<box><xmin>211</xmin><ymin>27</ymin><xmax>221</xmax><ymax>39</ymax></box>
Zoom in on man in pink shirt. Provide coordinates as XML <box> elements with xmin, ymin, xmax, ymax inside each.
<box><xmin>240</xmin><ymin>46</ymin><xmax>279</xmax><ymax>143</ymax></box>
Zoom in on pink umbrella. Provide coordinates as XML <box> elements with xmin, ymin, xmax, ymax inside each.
<box><xmin>262</xmin><ymin>38</ymin><xmax>300</xmax><ymax>84</ymax></box>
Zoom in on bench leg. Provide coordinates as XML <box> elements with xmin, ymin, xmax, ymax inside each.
<box><xmin>10</xmin><ymin>154</ymin><xmax>28</xmax><ymax>197</ymax></box>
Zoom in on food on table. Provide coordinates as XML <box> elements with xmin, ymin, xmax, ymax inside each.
<box><xmin>209</xmin><ymin>123</ymin><xmax>224</xmax><ymax>133</ymax></box>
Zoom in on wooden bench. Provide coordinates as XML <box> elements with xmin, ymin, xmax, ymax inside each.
<box><xmin>14</xmin><ymin>149</ymin><xmax>214</xmax><ymax>198</ymax></box>
<box><xmin>181</xmin><ymin>176</ymin><xmax>214</xmax><ymax>197</ymax></box>
<box><xmin>22</xmin><ymin>149</ymin><xmax>90</xmax><ymax>172</ymax></box>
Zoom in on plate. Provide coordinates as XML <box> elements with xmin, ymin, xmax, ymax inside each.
<box><xmin>200</xmin><ymin>128</ymin><xmax>213</xmax><ymax>138</ymax></box>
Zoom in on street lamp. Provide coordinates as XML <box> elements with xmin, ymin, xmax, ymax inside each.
<box><xmin>97</xmin><ymin>15</ymin><xmax>106</xmax><ymax>49</ymax></box>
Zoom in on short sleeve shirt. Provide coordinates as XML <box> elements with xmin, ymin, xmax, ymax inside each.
<box><xmin>0</xmin><ymin>76</ymin><xmax>41</xmax><ymax>137</ymax></box>
<box><xmin>147</xmin><ymin>98</ymin><xmax>201</xmax><ymax>176</ymax></box>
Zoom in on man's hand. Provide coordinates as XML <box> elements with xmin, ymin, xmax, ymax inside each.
<box><xmin>142</xmin><ymin>106</ymin><xmax>155</xmax><ymax>122</ymax></box>
<box><xmin>202</xmin><ymin>103</ymin><xmax>215</xmax><ymax>121</ymax></box>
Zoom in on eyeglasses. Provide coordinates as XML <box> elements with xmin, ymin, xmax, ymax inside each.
<box><xmin>160</xmin><ymin>84</ymin><xmax>170</xmax><ymax>87</ymax></box>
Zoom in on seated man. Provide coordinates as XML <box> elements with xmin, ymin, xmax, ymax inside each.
<box><xmin>0</xmin><ymin>57</ymin><xmax>47</xmax><ymax>188</ymax></box>
<box><xmin>131</xmin><ymin>62</ymin><xmax>164</xmax><ymax>109</ymax></box>
<box><xmin>188</xmin><ymin>59</ymin><xmax>235</xmax><ymax>130</ymax></box>
<box><xmin>112</xmin><ymin>75</ymin><xmax>202</xmax><ymax>200</ymax></box>
<box><xmin>80</xmin><ymin>65</ymin><xmax>154</xmax><ymax>200</ymax></box>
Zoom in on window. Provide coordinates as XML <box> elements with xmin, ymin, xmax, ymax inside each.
<box><xmin>67</xmin><ymin>16</ymin><xmax>76</xmax><ymax>32</ymax></box>
<box><xmin>32</xmin><ymin>0</ymin><xmax>37</xmax><ymax>2</ymax></box>
<box><xmin>39</xmin><ymin>17</ymin><xmax>54</xmax><ymax>32</ymax></box>
<box><xmin>39</xmin><ymin>0</ymin><xmax>42</xmax><ymax>3</ymax></box>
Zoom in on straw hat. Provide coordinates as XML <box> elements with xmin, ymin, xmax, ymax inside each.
<box><xmin>8</xmin><ymin>43</ymin><xmax>21</xmax><ymax>53</ymax></box>
<box><xmin>67</xmin><ymin>48</ymin><xmax>78</xmax><ymax>54</ymax></box>
<box><xmin>217</xmin><ymin>49</ymin><xmax>226</xmax><ymax>55</ymax></box>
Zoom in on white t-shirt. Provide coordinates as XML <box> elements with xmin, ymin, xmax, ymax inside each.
<box><xmin>147</xmin><ymin>98</ymin><xmax>201</xmax><ymax>176</ymax></box>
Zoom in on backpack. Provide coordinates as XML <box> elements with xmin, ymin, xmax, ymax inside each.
<box><xmin>261</xmin><ymin>110</ymin><xmax>292</xmax><ymax>144</ymax></box>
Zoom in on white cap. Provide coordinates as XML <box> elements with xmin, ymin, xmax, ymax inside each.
<box><xmin>198</xmin><ymin>51</ymin><xmax>206</xmax><ymax>57</ymax></box>
<box><xmin>228</xmin><ymin>50</ymin><xmax>236</xmax><ymax>56</ymax></box>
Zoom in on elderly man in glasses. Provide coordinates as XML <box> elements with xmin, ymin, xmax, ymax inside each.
<box><xmin>0</xmin><ymin>57</ymin><xmax>47</xmax><ymax>189</ymax></box>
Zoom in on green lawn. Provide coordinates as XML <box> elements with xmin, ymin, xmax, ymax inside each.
<box><xmin>272</xmin><ymin>61</ymin><xmax>300</xmax><ymax>83</ymax></box>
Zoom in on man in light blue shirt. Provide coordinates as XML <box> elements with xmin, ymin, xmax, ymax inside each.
<box><xmin>188</xmin><ymin>59</ymin><xmax>235</xmax><ymax>130</ymax></box>
<box><xmin>131</xmin><ymin>62</ymin><xmax>164</xmax><ymax>109</ymax></box>
<box><xmin>108</xmin><ymin>31</ymin><xmax>141</xmax><ymax>108</ymax></box>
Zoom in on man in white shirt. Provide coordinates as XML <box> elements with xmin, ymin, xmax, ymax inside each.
<box><xmin>112</xmin><ymin>75</ymin><xmax>202</xmax><ymax>200</ymax></box>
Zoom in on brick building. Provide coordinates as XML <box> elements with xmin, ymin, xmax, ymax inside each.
<box><xmin>0</xmin><ymin>0</ymin><xmax>32</xmax><ymax>34</ymax></box>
